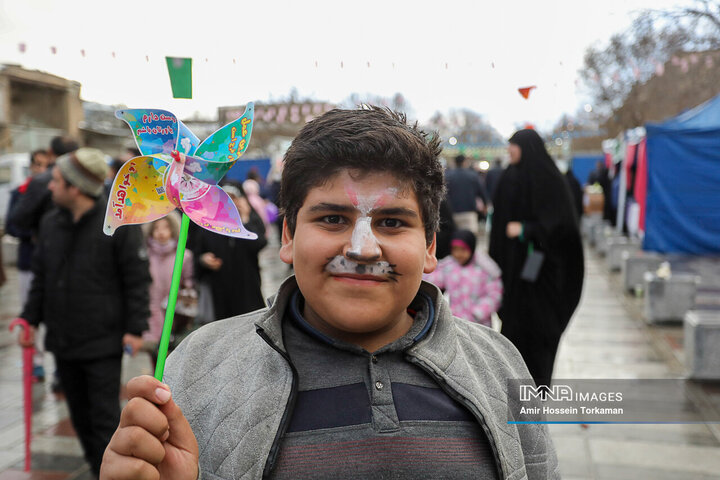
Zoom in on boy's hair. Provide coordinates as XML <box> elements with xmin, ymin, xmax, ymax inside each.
<box><xmin>279</xmin><ymin>106</ymin><xmax>445</xmax><ymax>244</ymax></box>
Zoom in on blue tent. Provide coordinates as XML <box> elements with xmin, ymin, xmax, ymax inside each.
<box><xmin>644</xmin><ymin>94</ymin><xmax>720</xmax><ymax>254</ymax></box>
<box><xmin>571</xmin><ymin>154</ymin><xmax>604</xmax><ymax>185</ymax></box>
<box><xmin>224</xmin><ymin>158</ymin><xmax>272</xmax><ymax>184</ymax></box>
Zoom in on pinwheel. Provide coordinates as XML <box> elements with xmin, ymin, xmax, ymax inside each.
<box><xmin>104</xmin><ymin>103</ymin><xmax>256</xmax><ymax>379</ymax></box>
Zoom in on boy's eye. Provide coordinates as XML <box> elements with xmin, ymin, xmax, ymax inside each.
<box><xmin>322</xmin><ymin>215</ymin><xmax>346</xmax><ymax>225</ymax></box>
<box><xmin>379</xmin><ymin>218</ymin><xmax>404</xmax><ymax>228</ymax></box>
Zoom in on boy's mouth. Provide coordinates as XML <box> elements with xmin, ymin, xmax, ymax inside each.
<box><xmin>332</xmin><ymin>273</ymin><xmax>388</xmax><ymax>285</ymax></box>
<box><xmin>324</xmin><ymin>256</ymin><xmax>400</xmax><ymax>282</ymax></box>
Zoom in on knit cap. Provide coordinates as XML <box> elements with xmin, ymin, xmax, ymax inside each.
<box><xmin>56</xmin><ymin>148</ymin><xmax>109</xmax><ymax>197</ymax></box>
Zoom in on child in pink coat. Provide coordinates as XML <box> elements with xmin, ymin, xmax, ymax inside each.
<box><xmin>424</xmin><ymin>229</ymin><xmax>502</xmax><ymax>327</ymax></box>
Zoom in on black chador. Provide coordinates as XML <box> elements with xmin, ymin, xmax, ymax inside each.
<box><xmin>489</xmin><ymin>129</ymin><xmax>584</xmax><ymax>385</ymax></box>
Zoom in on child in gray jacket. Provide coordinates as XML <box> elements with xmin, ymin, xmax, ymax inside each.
<box><xmin>100</xmin><ymin>106</ymin><xmax>559</xmax><ymax>480</ymax></box>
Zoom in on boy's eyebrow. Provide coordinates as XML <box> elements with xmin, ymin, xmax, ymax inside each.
<box><xmin>370</xmin><ymin>207</ymin><xmax>419</xmax><ymax>218</ymax></box>
<box><xmin>307</xmin><ymin>202</ymin><xmax>419</xmax><ymax>218</ymax></box>
<box><xmin>307</xmin><ymin>202</ymin><xmax>356</xmax><ymax>214</ymax></box>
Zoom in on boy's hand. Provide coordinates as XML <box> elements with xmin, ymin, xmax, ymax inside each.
<box><xmin>100</xmin><ymin>376</ymin><xmax>199</xmax><ymax>480</ymax></box>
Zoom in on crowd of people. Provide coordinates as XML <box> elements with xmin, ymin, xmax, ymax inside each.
<box><xmin>3</xmin><ymin>140</ymin><xmax>269</xmax><ymax>477</ymax></box>
<box><xmin>2</xmin><ymin>108</ymin><xmax>585</xmax><ymax>479</ymax></box>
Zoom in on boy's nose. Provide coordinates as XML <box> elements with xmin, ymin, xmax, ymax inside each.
<box><xmin>345</xmin><ymin>217</ymin><xmax>381</xmax><ymax>262</ymax></box>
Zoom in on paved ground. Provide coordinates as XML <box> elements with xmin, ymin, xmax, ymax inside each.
<box><xmin>1</xmin><ymin>230</ymin><xmax>719</xmax><ymax>479</ymax></box>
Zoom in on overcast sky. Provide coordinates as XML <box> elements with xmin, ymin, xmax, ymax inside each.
<box><xmin>0</xmin><ymin>0</ymin><xmax>690</xmax><ymax>137</ymax></box>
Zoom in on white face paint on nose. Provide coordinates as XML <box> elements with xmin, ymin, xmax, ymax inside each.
<box><xmin>348</xmin><ymin>215</ymin><xmax>379</xmax><ymax>258</ymax></box>
<box><xmin>345</xmin><ymin>186</ymin><xmax>396</xmax><ymax>258</ymax></box>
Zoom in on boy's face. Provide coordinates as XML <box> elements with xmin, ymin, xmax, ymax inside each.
<box><xmin>280</xmin><ymin>169</ymin><xmax>437</xmax><ymax>350</ymax></box>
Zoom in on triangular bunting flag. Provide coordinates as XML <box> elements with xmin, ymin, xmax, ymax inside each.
<box><xmin>518</xmin><ymin>86</ymin><xmax>536</xmax><ymax>99</ymax></box>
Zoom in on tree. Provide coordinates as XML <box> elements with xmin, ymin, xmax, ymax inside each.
<box><xmin>424</xmin><ymin>109</ymin><xmax>504</xmax><ymax>146</ymax></box>
<box><xmin>341</xmin><ymin>92</ymin><xmax>413</xmax><ymax>116</ymax></box>
<box><xmin>579</xmin><ymin>0</ymin><xmax>720</xmax><ymax>118</ymax></box>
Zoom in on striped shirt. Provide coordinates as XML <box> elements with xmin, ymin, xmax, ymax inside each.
<box><xmin>269</xmin><ymin>290</ymin><xmax>500</xmax><ymax>479</ymax></box>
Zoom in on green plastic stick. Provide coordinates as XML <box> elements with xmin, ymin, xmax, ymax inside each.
<box><xmin>154</xmin><ymin>212</ymin><xmax>191</xmax><ymax>380</ymax></box>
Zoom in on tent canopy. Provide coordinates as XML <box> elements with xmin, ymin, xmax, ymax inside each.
<box><xmin>571</xmin><ymin>154</ymin><xmax>603</xmax><ymax>186</ymax></box>
<box><xmin>651</xmin><ymin>94</ymin><xmax>720</xmax><ymax>132</ymax></box>
<box><xmin>644</xmin><ymin>94</ymin><xmax>720</xmax><ymax>254</ymax></box>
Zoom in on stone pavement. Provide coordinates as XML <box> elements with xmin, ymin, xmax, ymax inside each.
<box><xmin>1</xmin><ymin>232</ymin><xmax>719</xmax><ymax>479</ymax></box>
<box><xmin>551</xmin><ymin>248</ymin><xmax>720</xmax><ymax>479</ymax></box>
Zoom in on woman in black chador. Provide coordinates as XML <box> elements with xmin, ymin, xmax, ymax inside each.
<box><xmin>489</xmin><ymin>129</ymin><xmax>584</xmax><ymax>385</ymax></box>
<box><xmin>193</xmin><ymin>183</ymin><xmax>268</xmax><ymax>321</ymax></box>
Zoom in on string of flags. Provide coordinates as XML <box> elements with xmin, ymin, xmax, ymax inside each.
<box><xmin>15</xmin><ymin>39</ymin><xmax>719</xmax><ymax>74</ymax></box>
<box><xmin>10</xmin><ymin>41</ymin><xmax>504</xmax><ymax>72</ymax></box>
<box><xmin>14</xmin><ymin>41</ymin><xmax>718</xmax><ymax>102</ymax></box>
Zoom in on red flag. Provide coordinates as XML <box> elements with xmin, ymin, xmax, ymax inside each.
<box><xmin>18</xmin><ymin>43</ymin><xmax>26</xmax><ymax>53</ymax></box>
<box><xmin>50</xmin><ymin>46</ymin><xmax>57</xmax><ymax>55</ymax></box>
<box><xmin>518</xmin><ymin>86</ymin><xmax>536</xmax><ymax>99</ymax></box>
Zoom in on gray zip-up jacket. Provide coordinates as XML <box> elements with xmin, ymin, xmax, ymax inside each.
<box><xmin>165</xmin><ymin>276</ymin><xmax>560</xmax><ymax>480</ymax></box>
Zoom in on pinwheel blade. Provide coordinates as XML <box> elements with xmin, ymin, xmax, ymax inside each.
<box><xmin>192</xmin><ymin>103</ymin><xmax>254</xmax><ymax>184</ymax></box>
<box><xmin>115</xmin><ymin>109</ymin><xmax>179</xmax><ymax>155</ymax></box>
<box><xmin>177</xmin><ymin>120</ymin><xmax>201</xmax><ymax>155</ymax></box>
<box><xmin>182</xmin><ymin>155</ymin><xmax>237</xmax><ymax>186</ymax></box>
<box><xmin>104</xmin><ymin>155</ymin><xmax>175</xmax><ymax>236</ymax></box>
<box><xmin>115</xmin><ymin>109</ymin><xmax>200</xmax><ymax>156</ymax></box>
<box><xmin>181</xmin><ymin>186</ymin><xmax>258</xmax><ymax>239</ymax></box>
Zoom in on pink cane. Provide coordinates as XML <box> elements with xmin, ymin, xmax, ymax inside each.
<box><xmin>10</xmin><ymin>318</ymin><xmax>34</xmax><ymax>472</ymax></box>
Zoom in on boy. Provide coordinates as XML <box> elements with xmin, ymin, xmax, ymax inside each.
<box><xmin>100</xmin><ymin>107</ymin><xmax>559</xmax><ymax>479</ymax></box>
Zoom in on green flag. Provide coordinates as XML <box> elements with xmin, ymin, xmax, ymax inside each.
<box><xmin>165</xmin><ymin>57</ymin><xmax>192</xmax><ymax>99</ymax></box>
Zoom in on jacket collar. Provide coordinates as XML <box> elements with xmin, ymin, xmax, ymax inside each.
<box><xmin>57</xmin><ymin>196</ymin><xmax>104</xmax><ymax>227</ymax></box>
<box><xmin>256</xmin><ymin>276</ymin><xmax>447</xmax><ymax>355</ymax></box>
<box><xmin>407</xmin><ymin>280</ymin><xmax>458</xmax><ymax>370</ymax></box>
<box><xmin>255</xmin><ymin>275</ymin><xmax>299</xmax><ymax>352</ymax></box>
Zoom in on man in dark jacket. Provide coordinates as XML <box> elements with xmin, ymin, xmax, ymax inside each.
<box><xmin>445</xmin><ymin>154</ymin><xmax>487</xmax><ymax>235</ymax></box>
<box><xmin>7</xmin><ymin>136</ymin><xmax>78</xmax><ymax>233</ymax></box>
<box><xmin>9</xmin><ymin>139</ymin><xmax>77</xmax><ymax>391</ymax></box>
<box><xmin>18</xmin><ymin>148</ymin><xmax>150</xmax><ymax>478</ymax></box>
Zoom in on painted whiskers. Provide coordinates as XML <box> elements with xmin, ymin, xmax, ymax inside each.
<box><xmin>325</xmin><ymin>256</ymin><xmax>401</xmax><ymax>282</ymax></box>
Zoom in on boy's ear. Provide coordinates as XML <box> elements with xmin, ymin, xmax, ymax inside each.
<box><xmin>278</xmin><ymin>217</ymin><xmax>294</xmax><ymax>265</ymax></box>
<box><xmin>423</xmin><ymin>232</ymin><xmax>438</xmax><ymax>274</ymax></box>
